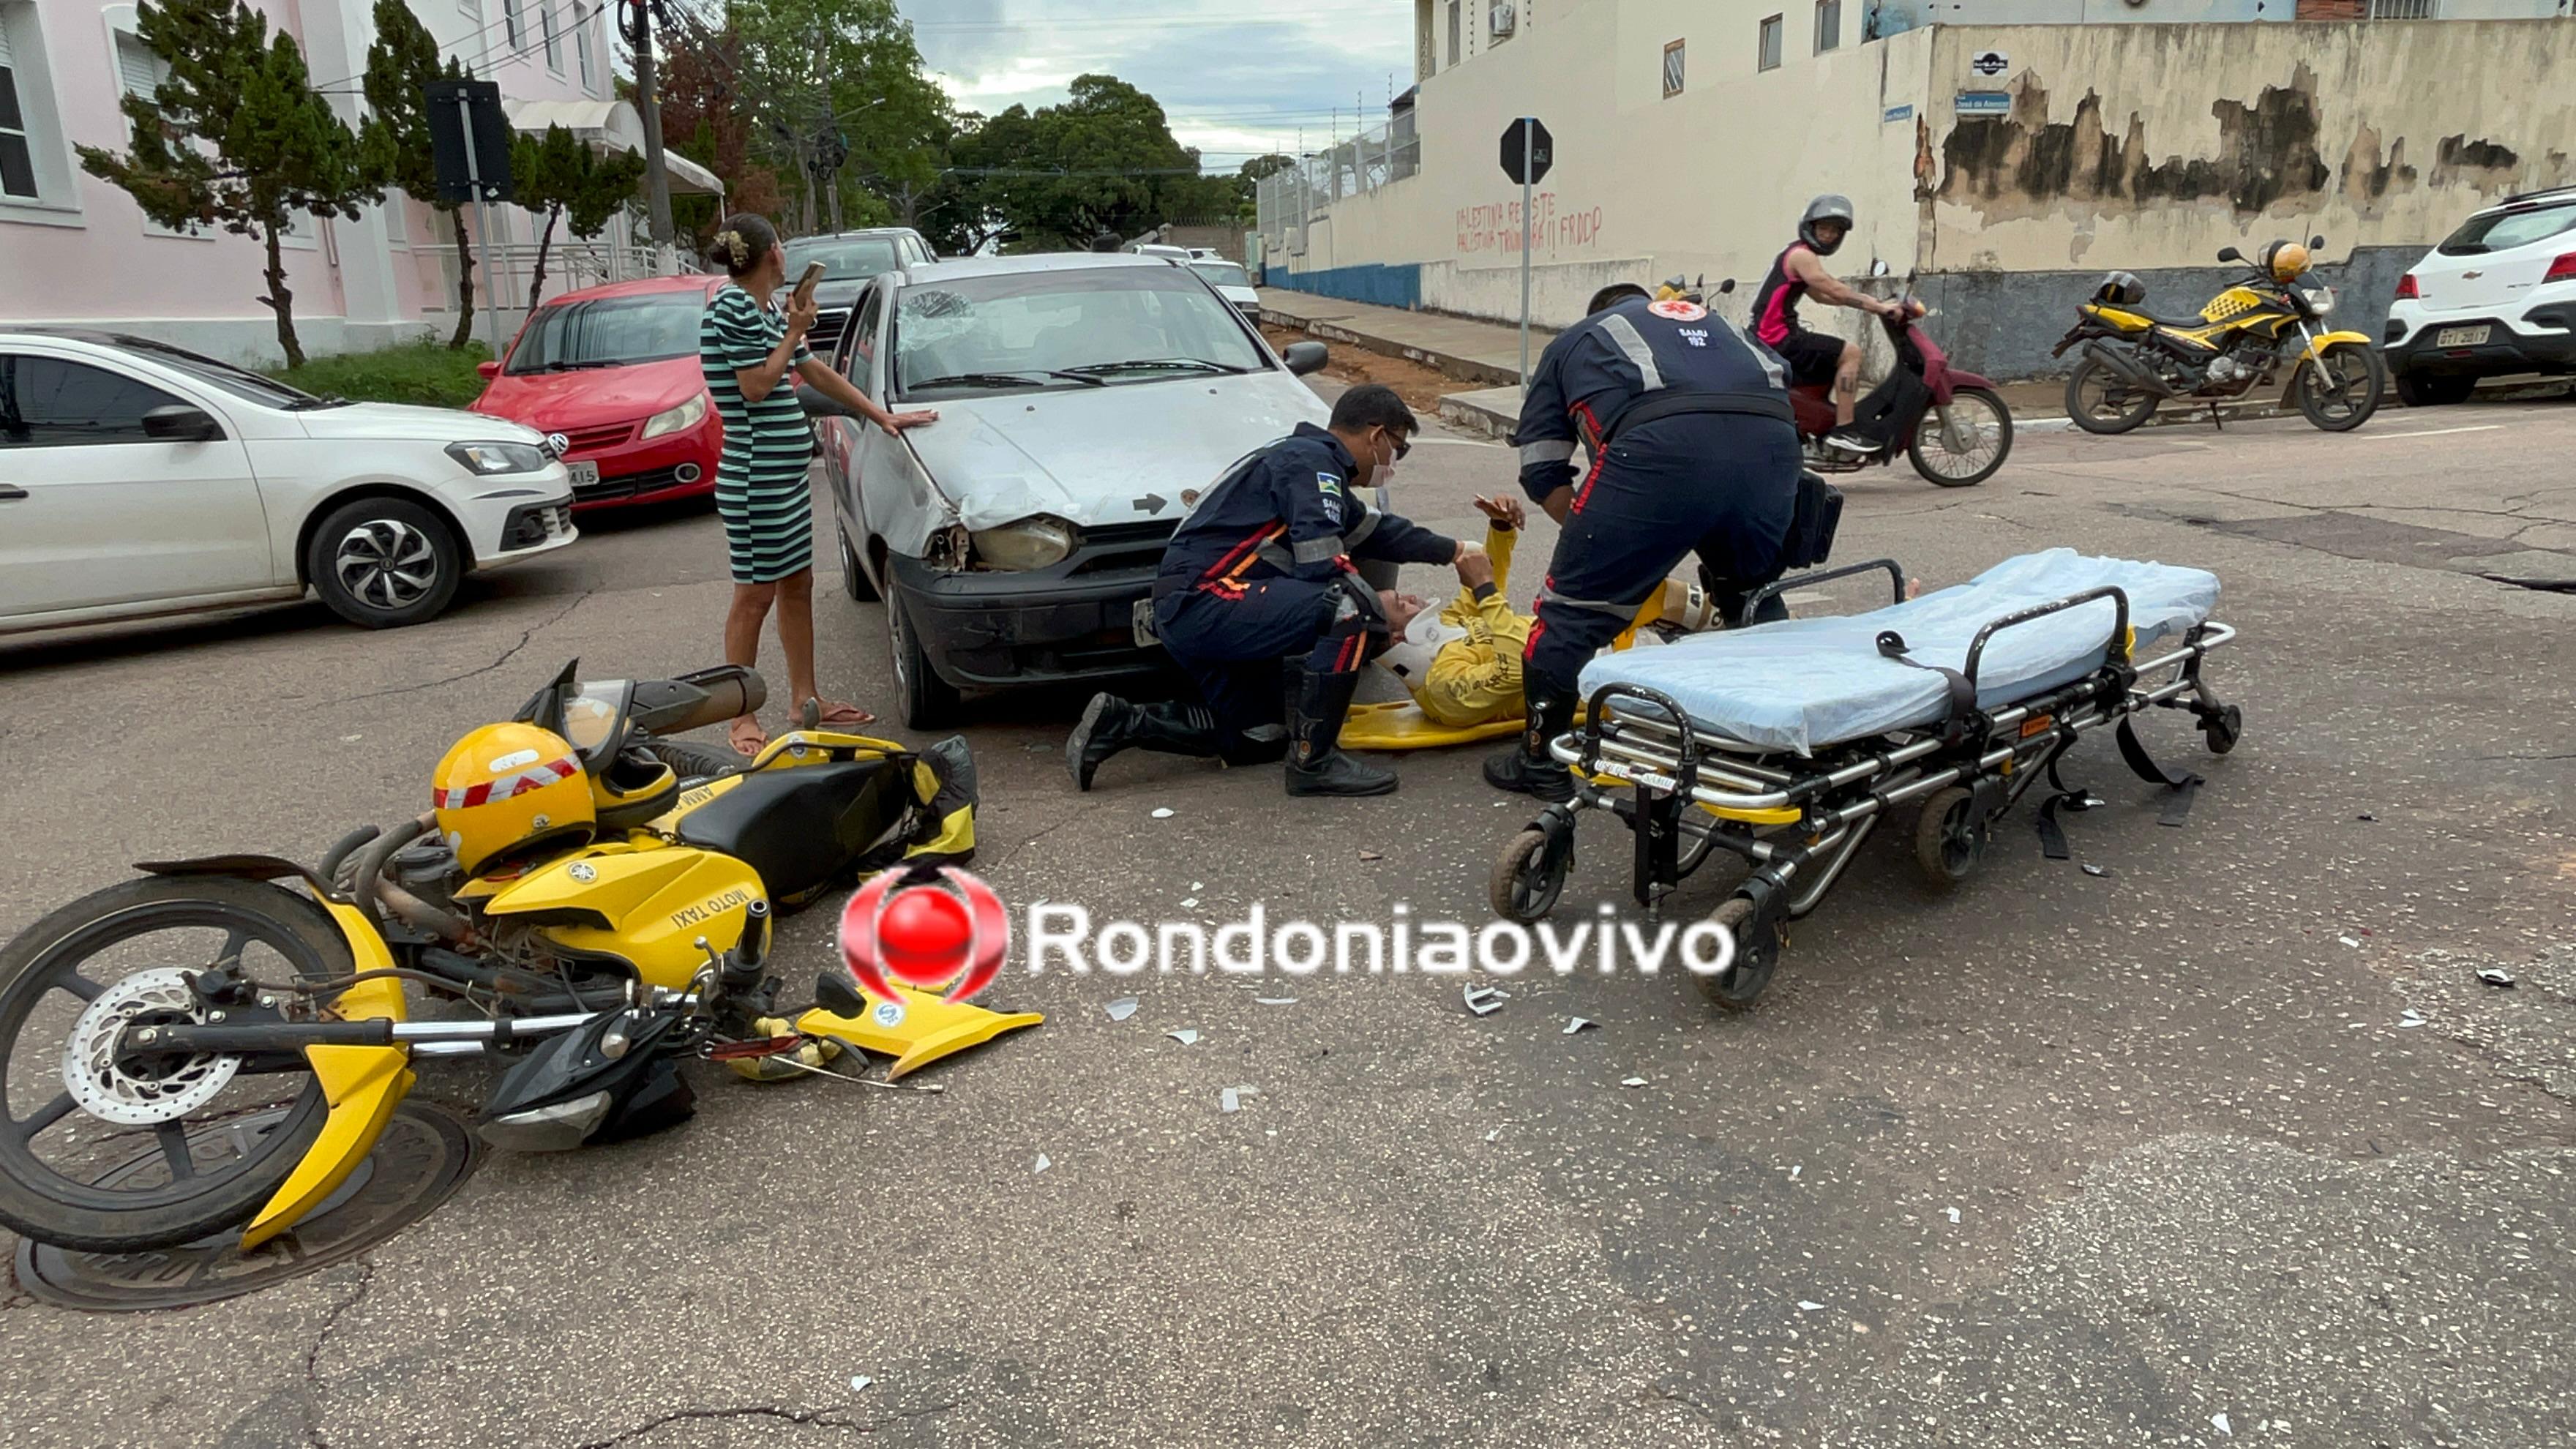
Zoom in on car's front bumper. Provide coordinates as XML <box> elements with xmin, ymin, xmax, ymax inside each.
<box><xmin>456</xmin><ymin>465</ymin><xmax>580</xmax><ymax>567</ymax></box>
<box><xmin>563</xmin><ymin>423</ymin><xmax>722</xmax><ymax>510</ymax></box>
<box><xmin>884</xmin><ymin>531</ymin><xmax>1175</xmax><ymax>689</ymax></box>
<box><xmin>2383</xmin><ymin>304</ymin><xmax>2576</xmax><ymax>375</ymax></box>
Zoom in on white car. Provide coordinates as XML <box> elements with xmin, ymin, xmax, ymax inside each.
<box><xmin>0</xmin><ymin>329</ymin><xmax>577</xmax><ymax>634</ymax></box>
<box><xmin>2384</xmin><ymin>186</ymin><xmax>2576</xmax><ymax>405</ymax></box>
<box><xmin>809</xmin><ymin>252</ymin><xmax>1332</xmax><ymax>727</ymax></box>
<box><xmin>1188</xmin><ymin>257</ymin><xmax>1264</xmax><ymax>324</ymax></box>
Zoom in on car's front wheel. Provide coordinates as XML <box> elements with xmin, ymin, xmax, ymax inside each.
<box><xmin>306</xmin><ymin>495</ymin><xmax>464</xmax><ymax>628</ymax></box>
<box><xmin>2395</xmin><ymin>372</ymin><xmax>2477</xmax><ymax>407</ymax></box>
<box><xmin>885</xmin><ymin>592</ymin><xmax>962</xmax><ymax>730</ymax></box>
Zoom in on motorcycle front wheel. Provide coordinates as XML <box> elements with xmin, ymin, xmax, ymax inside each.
<box><xmin>2297</xmin><ymin>342</ymin><xmax>2385</xmax><ymax>432</ymax></box>
<box><xmin>1909</xmin><ymin>386</ymin><xmax>2014</xmax><ymax>487</ymax></box>
<box><xmin>2065</xmin><ymin>357</ymin><xmax>2159</xmax><ymax>435</ymax></box>
<box><xmin>0</xmin><ymin>875</ymin><xmax>340</xmax><ymax>1253</ymax></box>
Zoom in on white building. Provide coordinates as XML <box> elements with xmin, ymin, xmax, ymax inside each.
<box><xmin>0</xmin><ymin>0</ymin><xmax>719</xmax><ymax>363</ymax></box>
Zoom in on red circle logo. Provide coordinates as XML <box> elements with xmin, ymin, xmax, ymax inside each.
<box><xmin>838</xmin><ymin>866</ymin><xmax>1009</xmax><ymax>1004</ymax></box>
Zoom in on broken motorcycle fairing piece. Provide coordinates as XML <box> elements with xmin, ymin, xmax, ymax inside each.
<box><xmin>0</xmin><ymin>661</ymin><xmax>1041</xmax><ymax>1257</ymax></box>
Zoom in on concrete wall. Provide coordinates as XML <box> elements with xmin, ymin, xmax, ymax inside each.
<box><xmin>1281</xmin><ymin>11</ymin><xmax>2576</xmax><ymax>375</ymax></box>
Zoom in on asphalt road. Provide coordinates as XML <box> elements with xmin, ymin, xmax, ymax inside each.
<box><xmin>1</xmin><ymin>392</ymin><xmax>2571</xmax><ymax>1448</ymax></box>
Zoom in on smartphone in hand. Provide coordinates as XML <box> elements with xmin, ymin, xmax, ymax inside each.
<box><xmin>791</xmin><ymin>260</ymin><xmax>828</xmax><ymax>310</ymax></box>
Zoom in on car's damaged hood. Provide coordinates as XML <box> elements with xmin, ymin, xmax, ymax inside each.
<box><xmin>903</xmin><ymin>375</ymin><xmax>1328</xmax><ymax>531</ymax></box>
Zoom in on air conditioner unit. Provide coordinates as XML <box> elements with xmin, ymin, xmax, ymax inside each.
<box><xmin>1491</xmin><ymin>2</ymin><xmax>1517</xmax><ymax>38</ymax></box>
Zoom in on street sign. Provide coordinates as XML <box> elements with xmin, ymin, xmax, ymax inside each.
<box><xmin>1955</xmin><ymin>91</ymin><xmax>2011</xmax><ymax>116</ymax></box>
<box><xmin>426</xmin><ymin>79</ymin><xmax>513</xmax><ymax>204</ymax></box>
<box><xmin>1970</xmin><ymin>49</ymin><xmax>2009</xmax><ymax>77</ymax></box>
<box><xmin>1499</xmin><ymin>117</ymin><xmax>1553</xmax><ymax>186</ymax></box>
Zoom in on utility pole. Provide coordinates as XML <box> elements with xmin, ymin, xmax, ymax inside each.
<box><xmin>625</xmin><ymin>0</ymin><xmax>675</xmax><ymax>272</ymax></box>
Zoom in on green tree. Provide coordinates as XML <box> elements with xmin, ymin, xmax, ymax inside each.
<box><xmin>359</xmin><ymin>0</ymin><xmax>479</xmax><ymax>349</ymax></box>
<box><xmin>730</xmin><ymin>0</ymin><xmax>949</xmax><ymax>234</ymax></box>
<box><xmin>967</xmin><ymin>75</ymin><xmax>1215</xmax><ymax>252</ymax></box>
<box><xmin>77</xmin><ymin>0</ymin><xmax>378</xmax><ymax>367</ymax></box>
<box><xmin>510</xmin><ymin>125</ymin><xmax>648</xmax><ymax>311</ymax></box>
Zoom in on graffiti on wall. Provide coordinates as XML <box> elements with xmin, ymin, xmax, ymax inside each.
<box><xmin>1457</xmin><ymin>191</ymin><xmax>1608</xmax><ymax>258</ymax></box>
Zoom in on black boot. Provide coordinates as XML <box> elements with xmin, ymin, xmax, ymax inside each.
<box><xmin>1284</xmin><ymin>668</ymin><xmax>1396</xmax><ymax>797</ymax></box>
<box><xmin>1066</xmin><ymin>693</ymin><xmax>1223</xmax><ymax>791</ymax></box>
<box><xmin>1483</xmin><ymin>689</ymin><xmax>1576</xmax><ymax>802</ymax></box>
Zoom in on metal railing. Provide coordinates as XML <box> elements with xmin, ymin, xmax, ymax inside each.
<box><xmin>1255</xmin><ymin>113</ymin><xmax>1421</xmax><ymax>255</ymax></box>
<box><xmin>417</xmin><ymin>238</ymin><xmax>664</xmax><ymax>315</ymax></box>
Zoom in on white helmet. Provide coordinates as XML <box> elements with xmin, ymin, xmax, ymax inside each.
<box><xmin>1378</xmin><ymin>608</ymin><xmax>1467</xmax><ymax>691</ymax></box>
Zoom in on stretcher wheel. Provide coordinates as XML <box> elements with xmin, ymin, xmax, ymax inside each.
<box><xmin>1697</xmin><ymin>896</ymin><xmax>1781</xmax><ymax>1012</ymax></box>
<box><xmin>1490</xmin><ymin>824</ymin><xmax>1572</xmax><ymax>923</ymax></box>
<box><xmin>2199</xmin><ymin>703</ymin><xmax>2243</xmax><ymax>756</ymax></box>
<box><xmin>1913</xmin><ymin>786</ymin><xmax>1986</xmax><ymax>890</ymax></box>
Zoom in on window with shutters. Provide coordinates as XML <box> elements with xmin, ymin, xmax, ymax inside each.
<box><xmin>1661</xmin><ymin>40</ymin><xmax>1684</xmax><ymax>99</ymax></box>
<box><xmin>1758</xmin><ymin>14</ymin><xmax>1783</xmax><ymax>71</ymax></box>
<box><xmin>574</xmin><ymin>11</ymin><xmax>595</xmax><ymax>91</ymax></box>
<box><xmin>112</xmin><ymin>29</ymin><xmax>164</xmax><ymax>108</ymax></box>
<box><xmin>0</xmin><ymin>17</ymin><xmax>40</xmax><ymax>201</ymax></box>
<box><xmin>1446</xmin><ymin>1</ymin><xmax>1460</xmax><ymax>67</ymax></box>
<box><xmin>541</xmin><ymin>1</ymin><xmax>561</xmax><ymax>71</ymax></box>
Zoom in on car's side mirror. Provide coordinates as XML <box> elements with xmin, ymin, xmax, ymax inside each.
<box><xmin>478</xmin><ymin>360</ymin><xmax>502</xmax><ymax>380</ymax></box>
<box><xmin>1281</xmin><ymin>340</ymin><xmax>1328</xmax><ymax>377</ymax></box>
<box><xmin>2308</xmin><ymin>234</ymin><xmax>2326</xmax><ymax>252</ymax></box>
<box><xmin>2216</xmin><ymin>246</ymin><xmax>2243</xmax><ymax>263</ymax></box>
<box><xmin>142</xmin><ymin>404</ymin><xmax>223</xmax><ymax>442</ymax></box>
<box><xmin>798</xmin><ymin>389</ymin><xmax>863</xmax><ymax>420</ymax></box>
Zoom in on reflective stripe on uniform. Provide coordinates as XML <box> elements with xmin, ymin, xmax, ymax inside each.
<box><xmin>1519</xmin><ymin>439</ymin><xmax>1576</xmax><ymax>466</ymax></box>
<box><xmin>1598</xmin><ymin>314</ymin><xmax>1666</xmax><ymax>392</ymax></box>
<box><xmin>1343</xmin><ymin>511</ymin><xmax>1382</xmax><ymax>549</ymax></box>
<box><xmin>1720</xmin><ymin>315</ymin><xmax>1786</xmax><ymax>389</ymax></box>
<box><xmin>1257</xmin><ymin>534</ymin><xmax>1347</xmax><ymax>570</ymax></box>
<box><xmin>1535</xmin><ymin>585</ymin><xmax>1648</xmax><ymax>619</ymax></box>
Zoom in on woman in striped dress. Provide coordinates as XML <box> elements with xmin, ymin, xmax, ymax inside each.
<box><xmin>701</xmin><ymin>214</ymin><xmax>936</xmax><ymax>753</ymax></box>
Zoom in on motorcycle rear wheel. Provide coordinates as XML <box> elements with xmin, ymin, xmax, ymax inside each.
<box><xmin>0</xmin><ymin>876</ymin><xmax>338</xmax><ymax>1253</ymax></box>
<box><xmin>2066</xmin><ymin>357</ymin><xmax>2159</xmax><ymax>435</ymax></box>
<box><xmin>1909</xmin><ymin>386</ymin><xmax>2013</xmax><ymax>487</ymax></box>
<box><xmin>2297</xmin><ymin>342</ymin><xmax>2385</xmax><ymax>432</ymax></box>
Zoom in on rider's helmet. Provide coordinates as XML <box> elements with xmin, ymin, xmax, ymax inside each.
<box><xmin>1798</xmin><ymin>195</ymin><xmax>1857</xmax><ymax>256</ymax></box>
<box><xmin>2262</xmin><ymin>240</ymin><xmax>2312</xmax><ymax>282</ymax></box>
<box><xmin>2095</xmin><ymin>270</ymin><xmax>2146</xmax><ymax>306</ymax></box>
<box><xmin>431</xmin><ymin>722</ymin><xmax>596</xmax><ymax>875</ymax></box>
<box><xmin>1585</xmin><ymin>282</ymin><xmax>1652</xmax><ymax>315</ymax></box>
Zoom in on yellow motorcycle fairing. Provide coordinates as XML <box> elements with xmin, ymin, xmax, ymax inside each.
<box><xmin>240</xmin><ymin>901</ymin><xmax>413</xmax><ymax>1250</ymax></box>
<box><xmin>478</xmin><ymin>842</ymin><xmax>765</xmax><ymax>991</ymax></box>
<box><xmin>2298</xmin><ymin>329</ymin><xmax>2374</xmax><ymax>361</ymax></box>
<box><xmin>796</xmin><ymin>986</ymin><xmax>1044</xmax><ymax>1080</ymax></box>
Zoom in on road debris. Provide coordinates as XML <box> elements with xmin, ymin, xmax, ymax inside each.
<box><xmin>2211</xmin><ymin>1412</ymin><xmax>2231</xmax><ymax>1437</ymax></box>
<box><xmin>2356</xmin><ymin>812</ymin><xmax>2376</xmax><ymax>822</ymax></box>
<box><xmin>1485</xmin><ymin>1127</ymin><xmax>1501</xmax><ymax>1142</ymax></box>
<box><xmin>1621</xmin><ymin>1077</ymin><xmax>1649</xmax><ymax>1088</ymax></box>
<box><xmin>1221</xmin><ymin>1088</ymin><xmax>1241</xmax><ymax>1114</ymax></box>
<box><xmin>2338</xmin><ymin>936</ymin><xmax>2362</xmax><ymax>948</ymax></box>
<box><xmin>2478</xmin><ymin>967</ymin><xmax>2517</xmax><ymax>988</ymax></box>
<box><xmin>1562</xmin><ymin>1016</ymin><xmax>1596</xmax><ymax>1035</ymax></box>
<box><xmin>1464</xmin><ymin>984</ymin><xmax>1509</xmax><ymax>1016</ymax></box>
<box><xmin>2399</xmin><ymin>1008</ymin><xmax>2427</xmax><ymax>1028</ymax></box>
<box><xmin>1167</xmin><ymin>1029</ymin><xmax>1200</xmax><ymax>1045</ymax></box>
<box><xmin>1789</xmin><ymin>1164</ymin><xmax>1802</xmax><ymax>1180</ymax></box>
<box><xmin>1105</xmin><ymin>997</ymin><xmax>1140</xmax><ymax>1022</ymax></box>
<box><xmin>1359</xmin><ymin>849</ymin><xmax>1383</xmax><ymax>861</ymax></box>
<box><xmin>2081</xmin><ymin>863</ymin><xmax>2110</xmax><ymax>877</ymax></box>
<box><xmin>1796</xmin><ymin>1300</ymin><xmax>1824</xmax><ymax>1312</ymax></box>
<box><xmin>1034</xmin><ymin>1153</ymin><xmax>1051</xmax><ymax>1174</ymax></box>
<box><xmin>1944</xmin><ymin>1206</ymin><xmax>1961</xmax><ymax>1224</ymax></box>
<box><xmin>1180</xmin><ymin>897</ymin><xmax>1199</xmax><ymax>908</ymax></box>
<box><xmin>1254</xmin><ymin>996</ymin><xmax>1298</xmax><ymax>1006</ymax></box>
<box><xmin>850</xmin><ymin>1376</ymin><xmax>874</xmax><ymax>1393</ymax></box>
<box><xmin>1150</xmin><ymin>807</ymin><xmax>1175</xmax><ymax>819</ymax></box>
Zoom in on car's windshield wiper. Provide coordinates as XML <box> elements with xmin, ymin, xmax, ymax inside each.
<box><xmin>905</xmin><ymin>370</ymin><xmax>1106</xmax><ymax>390</ymax></box>
<box><xmin>1063</xmin><ymin>358</ymin><xmax>1250</xmax><ymax>377</ymax></box>
<box><xmin>538</xmin><ymin>359</ymin><xmax>625</xmax><ymax>372</ymax></box>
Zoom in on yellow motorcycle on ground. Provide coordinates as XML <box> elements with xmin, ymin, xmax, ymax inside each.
<box><xmin>2053</xmin><ymin>236</ymin><xmax>2384</xmax><ymax>433</ymax></box>
<box><xmin>0</xmin><ymin>664</ymin><xmax>1038</xmax><ymax>1254</ymax></box>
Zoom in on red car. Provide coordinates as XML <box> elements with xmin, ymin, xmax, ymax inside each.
<box><xmin>471</xmin><ymin>274</ymin><xmax>727</xmax><ymax>511</ymax></box>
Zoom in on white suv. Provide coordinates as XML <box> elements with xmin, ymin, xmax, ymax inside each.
<box><xmin>1</xmin><ymin>330</ymin><xmax>577</xmax><ymax>635</ymax></box>
<box><xmin>2384</xmin><ymin>187</ymin><xmax>2576</xmax><ymax>405</ymax></box>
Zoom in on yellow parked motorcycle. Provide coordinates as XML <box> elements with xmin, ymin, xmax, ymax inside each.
<box><xmin>2054</xmin><ymin>236</ymin><xmax>2384</xmax><ymax>433</ymax></box>
<box><xmin>0</xmin><ymin>663</ymin><xmax>1038</xmax><ymax>1254</ymax></box>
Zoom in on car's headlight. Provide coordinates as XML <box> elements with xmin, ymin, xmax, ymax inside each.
<box><xmin>2303</xmin><ymin>287</ymin><xmax>2335</xmax><ymax>316</ymax></box>
<box><xmin>640</xmin><ymin>392</ymin><xmax>708</xmax><ymax>439</ymax></box>
<box><xmin>446</xmin><ymin>440</ymin><xmax>550</xmax><ymax>475</ymax></box>
<box><xmin>970</xmin><ymin>517</ymin><xmax>1077</xmax><ymax>571</ymax></box>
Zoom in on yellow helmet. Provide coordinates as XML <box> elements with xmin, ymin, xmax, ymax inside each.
<box><xmin>432</xmin><ymin>722</ymin><xmax>594</xmax><ymax>875</ymax></box>
<box><xmin>2265</xmin><ymin>240</ymin><xmax>2311</xmax><ymax>282</ymax></box>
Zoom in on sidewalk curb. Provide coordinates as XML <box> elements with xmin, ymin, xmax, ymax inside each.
<box><xmin>1260</xmin><ymin>305</ymin><xmax>1527</xmax><ymax>389</ymax></box>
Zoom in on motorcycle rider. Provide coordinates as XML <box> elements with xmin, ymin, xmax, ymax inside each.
<box><xmin>1752</xmin><ymin>194</ymin><xmax>1910</xmax><ymax>453</ymax></box>
<box><xmin>1066</xmin><ymin>384</ymin><xmax>1476</xmax><ymax>798</ymax></box>
<box><xmin>1489</xmin><ymin>281</ymin><xmax>1802</xmax><ymax>801</ymax></box>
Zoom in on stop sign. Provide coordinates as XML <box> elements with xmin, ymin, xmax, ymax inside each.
<box><xmin>1500</xmin><ymin>118</ymin><xmax>1553</xmax><ymax>186</ymax></box>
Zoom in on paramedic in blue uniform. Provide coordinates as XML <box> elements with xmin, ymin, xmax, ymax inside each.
<box><xmin>1483</xmin><ymin>284</ymin><xmax>1805</xmax><ymax>802</ymax></box>
<box><xmin>1066</xmin><ymin>385</ymin><xmax>1478</xmax><ymax>798</ymax></box>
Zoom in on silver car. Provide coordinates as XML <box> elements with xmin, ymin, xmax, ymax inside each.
<box><xmin>810</xmin><ymin>252</ymin><xmax>1330</xmax><ymax>727</ymax></box>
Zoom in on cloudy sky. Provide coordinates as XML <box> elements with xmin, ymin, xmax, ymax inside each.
<box><xmin>896</xmin><ymin>1</ymin><xmax>1415</xmax><ymax>169</ymax></box>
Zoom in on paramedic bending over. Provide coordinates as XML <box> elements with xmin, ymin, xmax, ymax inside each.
<box><xmin>1486</xmin><ymin>283</ymin><xmax>1803</xmax><ymax>803</ymax></box>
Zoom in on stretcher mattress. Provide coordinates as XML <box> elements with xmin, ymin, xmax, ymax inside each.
<box><xmin>1577</xmin><ymin>550</ymin><xmax>2220</xmax><ymax>756</ymax></box>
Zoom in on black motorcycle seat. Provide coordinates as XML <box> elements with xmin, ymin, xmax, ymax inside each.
<box><xmin>674</xmin><ymin>761</ymin><xmax>913</xmax><ymax>905</ymax></box>
<box><xmin>2139</xmin><ymin>307</ymin><xmax>2216</xmax><ymax>329</ymax></box>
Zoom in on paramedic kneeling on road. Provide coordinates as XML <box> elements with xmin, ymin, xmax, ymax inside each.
<box><xmin>1067</xmin><ymin>385</ymin><xmax>1475</xmax><ymax>798</ymax></box>
<box><xmin>1486</xmin><ymin>285</ymin><xmax>1803</xmax><ymax>802</ymax></box>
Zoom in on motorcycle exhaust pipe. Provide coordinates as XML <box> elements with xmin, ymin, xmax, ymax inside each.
<box><xmin>2082</xmin><ymin>341</ymin><xmax>2175</xmax><ymax>399</ymax></box>
<box><xmin>628</xmin><ymin>666</ymin><xmax>768</xmax><ymax>738</ymax></box>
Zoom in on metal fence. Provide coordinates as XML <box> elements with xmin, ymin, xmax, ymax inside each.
<box><xmin>1255</xmin><ymin>112</ymin><xmax>1421</xmax><ymax>255</ymax></box>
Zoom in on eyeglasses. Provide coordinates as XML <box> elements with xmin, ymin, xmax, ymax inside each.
<box><xmin>1386</xmin><ymin>433</ymin><xmax>1412</xmax><ymax>461</ymax></box>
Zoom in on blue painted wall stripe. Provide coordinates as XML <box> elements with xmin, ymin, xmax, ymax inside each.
<box><xmin>1268</xmin><ymin>262</ymin><xmax>1423</xmax><ymax>310</ymax></box>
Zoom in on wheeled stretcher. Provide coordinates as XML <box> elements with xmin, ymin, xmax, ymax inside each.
<box><xmin>1486</xmin><ymin>550</ymin><xmax>2242</xmax><ymax>1010</ymax></box>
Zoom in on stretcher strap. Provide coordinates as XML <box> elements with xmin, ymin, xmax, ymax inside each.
<box><xmin>2034</xmin><ymin>751</ymin><xmax>2105</xmax><ymax>861</ymax></box>
<box><xmin>2115</xmin><ymin>716</ymin><xmax>2202</xmax><ymax>827</ymax></box>
<box><xmin>1875</xmin><ymin>630</ymin><xmax>1977</xmax><ymax>744</ymax></box>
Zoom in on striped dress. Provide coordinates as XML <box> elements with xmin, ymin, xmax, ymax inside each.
<box><xmin>700</xmin><ymin>283</ymin><xmax>817</xmax><ymax>583</ymax></box>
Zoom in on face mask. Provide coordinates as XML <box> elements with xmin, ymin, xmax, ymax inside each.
<box><xmin>1372</xmin><ymin>433</ymin><xmax>1401</xmax><ymax>488</ymax></box>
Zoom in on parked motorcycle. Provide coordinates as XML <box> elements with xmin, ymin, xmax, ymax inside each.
<box><xmin>1707</xmin><ymin>277</ymin><xmax>2011</xmax><ymax>487</ymax></box>
<box><xmin>0</xmin><ymin>663</ymin><xmax>1038</xmax><ymax>1254</ymax></box>
<box><xmin>2053</xmin><ymin>236</ymin><xmax>2384</xmax><ymax>433</ymax></box>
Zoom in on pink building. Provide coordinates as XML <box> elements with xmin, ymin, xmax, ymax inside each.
<box><xmin>0</xmin><ymin>0</ymin><xmax>718</xmax><ymax>363</ymax></box>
